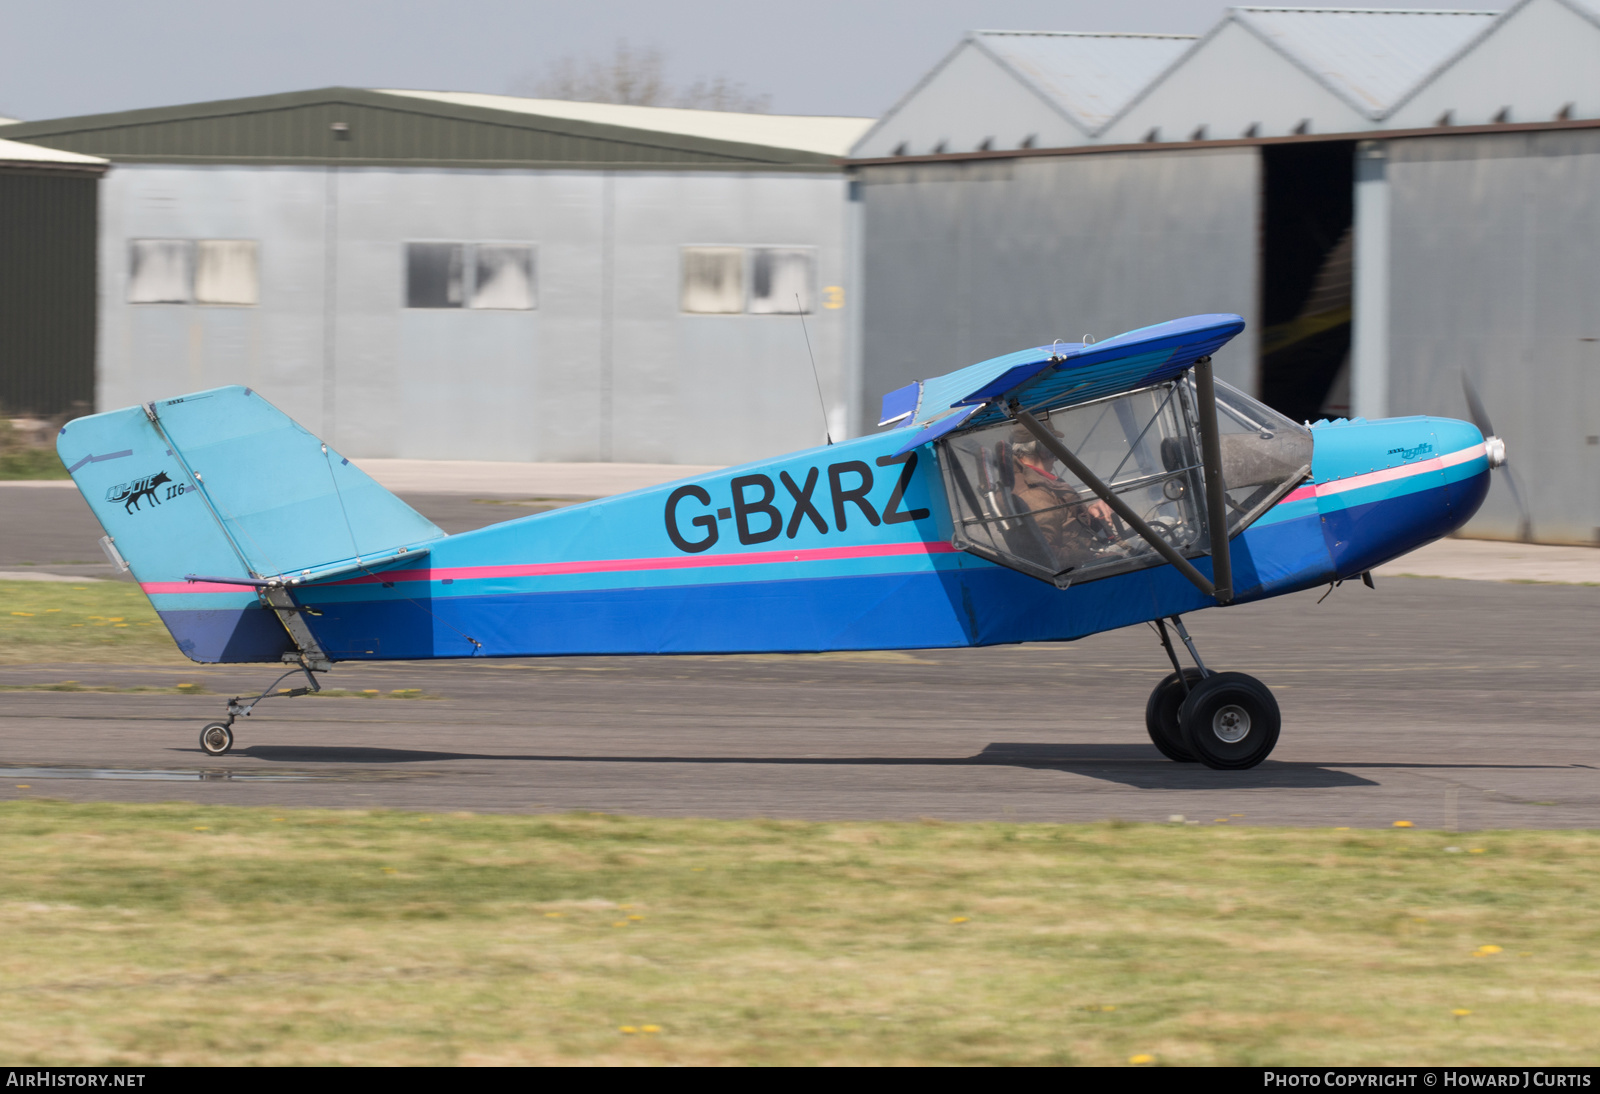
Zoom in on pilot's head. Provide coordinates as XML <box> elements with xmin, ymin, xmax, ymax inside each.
<box><xmin>1009</xmin><ymin>421</ymin><xmax>1062</xmax><ymax>461</ymax></box>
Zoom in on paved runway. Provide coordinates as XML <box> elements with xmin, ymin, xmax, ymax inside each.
<box><xmin>2</xmin><ymin>577</ymin><xmax>1596</xmax><ymax>827</ymax></box>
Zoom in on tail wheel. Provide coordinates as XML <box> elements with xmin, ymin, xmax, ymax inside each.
<box><xmin>1179</xmin><ymin>672</ymin><xmax>1280</xmax><ymax>770</ymax></box>
<box><xmin>199</xmin><ymin>722</ymin><xmax>234</xmax><ymax>756</ymax></box>
<box><xmin>1144</xmin><ymin>668</ymin><xmax>1205</xmax><ymax>762</ymax></box>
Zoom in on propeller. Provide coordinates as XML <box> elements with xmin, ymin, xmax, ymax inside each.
<box><xmin>1461</xmin><ymin>373</ymin><xmax>1532</xmax><ymax>541</ymax></box>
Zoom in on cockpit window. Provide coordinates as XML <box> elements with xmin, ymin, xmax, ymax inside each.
<box><xmin>1201</xmin><ymin>378</ymin><xmax>1315</xmax><ymax>537</ymax></box>
<box><xmin>935</xmin><ymin>380</ymin><xmax>1310</xmax><ymax>587</ymax></box>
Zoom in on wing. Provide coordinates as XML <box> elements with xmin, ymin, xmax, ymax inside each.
<box><xmin>884</xmin><ymin>313</ymin><xmax>1245</xmax><ymax>456</ymax></box>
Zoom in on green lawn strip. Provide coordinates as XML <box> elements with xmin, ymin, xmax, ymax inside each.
<box><xmin>0</xmin><ymin>802</ymin><xmax>1594</xmax><ymax>1066</ymax></box>
<box><xmin>0</xmin><ymin>449</ymin><xmax>69</xmax><ymax>480</ymax></box>
<box><xmin>0</xmin><ymin>580</ymin><xmax>190</xmax><ymax>664</ymax></box>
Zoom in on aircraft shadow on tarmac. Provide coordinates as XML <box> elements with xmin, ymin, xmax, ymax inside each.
<box><xmin>232</xmin><ymin>743</ymin><xmax>1376</xmax><ymax>790</ymax></box>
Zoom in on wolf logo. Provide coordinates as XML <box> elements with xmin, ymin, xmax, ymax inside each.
<box><xmin>105</xmin><ymin>471</ymin><xmax>173</xmax><ymax>514</ymax></box>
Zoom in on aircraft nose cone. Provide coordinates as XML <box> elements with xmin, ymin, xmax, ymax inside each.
<box><xmin>1484</xmin><ymin>435</ymin><xmax>1507</xmax><ymax>468</ymax></box>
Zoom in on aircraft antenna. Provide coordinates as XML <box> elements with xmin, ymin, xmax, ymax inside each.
<box><xmin>797</xmin><ymin>294</ymin><xmax>832</xmax><ymax>445</ymax></box>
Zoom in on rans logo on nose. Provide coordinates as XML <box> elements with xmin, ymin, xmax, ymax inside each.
<box><xmin>105</xmin><ymin>470</ymin><xmax>178</xmax><ymax>514</ymax></box>
<box><xmin>1387</xmin><ymin>443</ymin><xmax>1434</xmax><ymax>462</ymax></box>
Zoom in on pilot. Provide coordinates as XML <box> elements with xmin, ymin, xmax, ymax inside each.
<box><xmin>1005</xmin><ymin>427</ymin><xmax>1119</xmax><ymax>560</ymax></box>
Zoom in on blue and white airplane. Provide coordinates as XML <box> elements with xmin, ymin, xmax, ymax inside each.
<box><xmin>57</xmin><ymin>314</ymin><xmax>1504</xmax><ymax>769</ymax></box>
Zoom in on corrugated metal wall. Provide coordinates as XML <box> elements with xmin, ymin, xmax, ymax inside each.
<box><xmin>856</xmin><ymin>148</ymin><xmax>1261</xmax><ymax>433</ymax></box>
<box><xmin>1388</xmin><ymin>130</ymin><xmax>1600</xmax><ymax>544</ymax></box>
<box><xmin>98</xmin><ymin>164</ymin><xmax>853</xmax><ymax>465</ymax></box>
<box><xmin>0</xmin><ymin>170</ymin><xmax>97</xmax><ymax>417</ymax></box>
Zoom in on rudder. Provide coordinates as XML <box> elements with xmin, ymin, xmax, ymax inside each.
<box><xmin>58</xmin><ymin>387</ymin><xmax>445</xmax><ymax>662</ymax></box>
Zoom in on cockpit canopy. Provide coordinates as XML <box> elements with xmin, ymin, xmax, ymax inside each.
<box><xmin>936</xmin><ymin>378</ymin><xmax>1310</xmax><ymax>587</ymax></box>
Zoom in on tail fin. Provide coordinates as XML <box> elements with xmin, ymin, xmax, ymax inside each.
<box><xmin>58</xmin><ymin>386</ymin><xmax>444</xmax><ymax>662</ymax></box>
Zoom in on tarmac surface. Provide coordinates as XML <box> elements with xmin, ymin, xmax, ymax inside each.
<box><xmin>2</xmin><ymin>477</ymin><xmax>1598</xmax><ymax>827</ymax></box>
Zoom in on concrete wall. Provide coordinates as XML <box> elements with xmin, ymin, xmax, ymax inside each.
<box><xmin>1387</xmin><ymin>129</ymin><xmax>1600</xmax><ymax>544</ymax></box>
<box><xmin>855</xmin><ymin>147</ymin><xmax>1260</xmax><ymax>433</ymax></box>
<box><xmin>98</xmin><ymin>164</ymin><xmax>854</xmax><ymax>466</ymax></box>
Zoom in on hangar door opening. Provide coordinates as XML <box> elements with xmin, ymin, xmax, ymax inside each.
<box><xmin>1259</xmin><ymin>141</ymin><xmax>1355</xmax><ymax>424</ymax></box>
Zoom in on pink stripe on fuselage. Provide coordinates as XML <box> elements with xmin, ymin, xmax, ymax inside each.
<box><xmin>140</xmin><ymin>447</ymin><xmax>1489</xmax><ymax>599</ymax></box>
<box><xmin>143</xmin><ymin>580</ymin><xmax>257</xmax><ymax>594</ymax></box>
<box><xmin>142</xmin><ymin>540</ymin><xmax>961</xmax><ymax>596</ymax></box>
<box><xmin>1276</xmin><ymin>442</ymin><xmax>1485</xmax><ymax>507</ymax></box>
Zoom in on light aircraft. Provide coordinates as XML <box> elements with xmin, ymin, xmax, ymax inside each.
<box><xmin>57</xmin><ymin>313</ymin><xmax>1505</xmax><ymax>769</ymax></box>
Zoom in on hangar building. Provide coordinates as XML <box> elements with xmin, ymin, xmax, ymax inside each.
<box><xmin>850</xmin><ymin>0</ymin><xmax>1600</xmax><ymax>544</ymax></box>
<box><xmin>0</xmin><ymin>136</ymin><xmax>106</xmax><ymax>418</ymax></box>
<box><xmin>3</xmin><ymin>90</ymin><xmax>871</xmax><ymax>465</ymax></box>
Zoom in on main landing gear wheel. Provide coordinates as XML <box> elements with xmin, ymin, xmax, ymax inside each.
<box><xmin>1145</xmin><ymin>668</ymin><xmax>1205</xmax><ymax>762</ymax></box>
<box><xmin>1179</xmin><ymin>672</ymin><xmax>1280</xmax><ymax>770</ymax></box>
<box><xmin>199</xmin><ymin>722</ymin><xmax>234</xmax><ymax>756</ymax></box>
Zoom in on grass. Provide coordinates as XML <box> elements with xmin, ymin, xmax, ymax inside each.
<box><xmin>0</xmin><ymin>419</ymin><xmax>68</xmax><ymax>480</ymax></box>
<box><xmin>0</xmin><ymin>802</ymin><xmax>1596</xmax><ymax>1066</ymax></box>
<box><xmin>0</xmin><ymin>580</ymin><xmax>188</xmax><ymax>664</ymax></box>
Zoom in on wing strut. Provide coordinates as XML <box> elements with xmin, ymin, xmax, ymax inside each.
<box><xmin>1008</xmin><ymin>403</ymin><xmax>1218</xmax><ymax>601</ymax></box>
<box><xmin>1191</xmin><ymin>356</ymin><xmax>1234</xmax><ymax>605</ymax></box>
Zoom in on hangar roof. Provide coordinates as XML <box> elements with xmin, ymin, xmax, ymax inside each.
<box><xmin>0</xmin><ymin>135</ymin><xmax>107</xmax><ymax>173</ymax></box>
<box><xmin>966</xmin><ymin>31</ymin><xmax>1198</xmax><ymax>131</ymax></box>
<box><xmin>378</xmin><ymin>90</ymin><xmax>872</xmax><ymax>157</ymax></box>
<box><xmin>854</xmin><ymin>1</ymin><xmax>1600</xmax><ymax>159</ymax></box>
<box><xmin>0</xmin><ymin>87</ymin><xmax>867</xmax><ymax>170</ymax></box>
<box><xmin>851</xmin><ymin>31</ymin><xmax>1195</xmax><ymax>157</ymax></box>
<box><xmin>1225</xmin><ymin>7</ymin><xmax>1500</xmax><ymax>118</ymax></box>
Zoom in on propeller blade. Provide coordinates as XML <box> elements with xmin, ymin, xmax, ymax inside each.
<box><xmin>1502</xmin><ymin>462</ymin><xmax>1534</xmax><ymax>542</ymax></box>
<box><xmin>1462</xmin><ymin>372</ymin><xmax>1531</xmax><ymax>540</ymax></box>
<box><xmin>1461</xmin><ymin>373</ymin><xmax>1495</xmax><ymax>439</ymax></box>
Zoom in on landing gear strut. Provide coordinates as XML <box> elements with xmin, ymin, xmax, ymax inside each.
<box><xmin>1144</xmin><ymin>616</ymin><xmax>1280</xmax><ymax>770</ymax></box>
<box><xmin>197</xmin><ymin>661</ymin><xmax>324</xmax><ymax>756</ymax></box>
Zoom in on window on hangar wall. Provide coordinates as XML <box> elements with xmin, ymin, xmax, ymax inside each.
<box><xmin>405</xmin><ymin>243</ymin><xmax>536</xmax><ymax>310</ymax></box>
<box><xmin>680</xmin><ymin>247</ymin><xmax>744</xmax><ymax>313</ymax></box>
<box><xmin>128</xmin><ymin>240</ymin><xmax>260</xmax><ymax>306</ymax></box>
<box><xmin>680</xmin><ymin>246</ymin><xmax>815</xmax><ymax>314</ymax></box>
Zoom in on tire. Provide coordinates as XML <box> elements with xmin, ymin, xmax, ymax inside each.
<box><xmin>199</xmin><ymin>722</ymin><xmax>234</xmax><ymax>756</ymax></box>
<box><xmin>1144</xmin><ymin>668</ymin><xmax>1205</xmax><ymax>762</ymax></box>
<box><xmin>1178</xmin><ymin>672</ymin><xmax>1280</xmax><ymax>770</ymax></box>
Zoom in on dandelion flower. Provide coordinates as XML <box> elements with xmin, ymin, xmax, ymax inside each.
<box><xmin>642</xmin><ymin>1025</ymin><xmax>661</xmax><ymax>1034</ymax></box>
<box><xmin>1129</xmin><ymin>1054</ymin><xmax>1154</xmax><ymax>1065</ymax></box>
<box><xmin>1393</xmin><ymin>820</ymin><xmax>1413</xmax><ymax>828</ymax></box>
<box><xmin>618</xmin><ymin>1026</ymin><xmax>637</xmax><ymax>1034</ymax></box>
<box><xmin>950</xmin><ymin>916</ymin><xmax>970</xmax><ymax>924</ymax></box>
<box><xmin>1453</xmin><ymin>1009</ymin><xmax>1471</xmax><ymax>1017</ymax></box>
<box><xmin>1475</xmin><ymin>944</ymin><xmax>1502</xmax><ymax>955</ymax></box>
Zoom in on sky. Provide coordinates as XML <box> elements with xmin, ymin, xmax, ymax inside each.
<box><xmin>0</xmin><ymin>0</ymin><xmax>1502</xmax><ymax>122</ymax></box>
